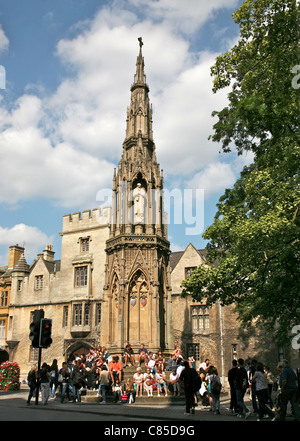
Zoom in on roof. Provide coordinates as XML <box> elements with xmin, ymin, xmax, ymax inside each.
<box><xmin>169</xmin><ymin>246</ymin><xmax>207</xmax><ymax>272</ymax></box>
<box><xmin>0</xmin><ymin>265</ymin><xmax>8</xmax><ymax>275</ymax></box>
<box><xmin>29</xmin><ymin>258</ymin><xmax>61</xmax><ymax>274</ymax></box>
<box><xmin>12</xmin><ymin>254</ymin><xmax>30</xmax><ymax>273</ymax></box>
<box><xmin>44</xmin><ymin>259</ymin><xmax>61</xmax><ymax>273</ymax></box>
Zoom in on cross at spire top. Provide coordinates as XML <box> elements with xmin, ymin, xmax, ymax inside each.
<box><xmin>131</xmin><ymin>36</ymin><xmax>148</xmax><ymax>91</ymax></box>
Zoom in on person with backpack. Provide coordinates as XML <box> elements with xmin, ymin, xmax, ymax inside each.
<box><xmin>208</xmin><ymin>367</ymin><xmax>222</xmax><ymax>415</ymax></box>
<box><xmin>234</xmin><ymin>358</ymin><xmax>251</xmax><ymax>418</ymax></box>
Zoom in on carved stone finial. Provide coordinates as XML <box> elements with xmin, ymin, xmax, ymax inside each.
<box><xmin>138</xmin><ymin>37</ymin><xmax>143</xmax><ymax>48</ymax></box>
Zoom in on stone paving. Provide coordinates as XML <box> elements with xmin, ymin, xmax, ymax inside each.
<box><xmin>1</xmin><ymin>384</ymin><xmax>293</xmax><ymax>423</ymax></box>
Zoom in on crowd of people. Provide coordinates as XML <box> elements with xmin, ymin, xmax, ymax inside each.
<box><xmin>25</xmin><ymin>343</ymin><xmax>300</xmax><ymax>421</ymax></box>
<box><xmin>227</xmin><ymin>358</ymin><xmax>300</xmax><ymax>421</ymax></box>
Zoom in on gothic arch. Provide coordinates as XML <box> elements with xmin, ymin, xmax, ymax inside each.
<box><xmin>111</xmin><ymin>273</ymin><xmax>120</xmax><ymax>304</ymax></box>
<box><xmin>108</xmin><ymin>255</ymin><xmax>121</xmax><ymax>288</ymax></box>
<box><xmin>127</xmin><ymin>250</ymin><xmax>150</xmax><ymax>287</ymax></box>
<box><xmin>128</xmin><ymin>269</ymin><xmax>149</xmax><ymax>302</ymax></box>
<box><xmin>65</xmin><ymin>340</ymin><xmax>94</xmax><ymax>361</ymax></box>
<box><xmin>132</xmin><ymin>172</ymin><xmax>147</xmax><ymax>191</ymax></box>
<box><xmin>109</xmin><ymin>272</ymin><xmax>120</xmax><ymax>344</ymax></box>
<box><xmin>127</xmin><ymin>268</ymin><xmax>150</xmax><ymax>345</ymax></box>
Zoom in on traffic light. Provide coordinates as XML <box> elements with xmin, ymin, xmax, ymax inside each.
<box><xmin>29</xmin><ymin>321</ymin><xmax>40</xmax><ymax>348</ymax></box>
<box><xmin>39</xmin><ymin>318</ymin><xmax>52</xmax><ymax>348</ymax></box>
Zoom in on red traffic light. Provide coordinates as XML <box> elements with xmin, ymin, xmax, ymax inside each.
<box><xmin>39</xmin><ymin>318</ymin><xmax>52</xmax><ymax>348</ymax></box>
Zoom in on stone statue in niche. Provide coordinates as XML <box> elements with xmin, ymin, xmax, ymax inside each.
<box><xmin>133</xmin><ymin>183</ymin><xmax>146</xmax><ymax>224</ymax></box>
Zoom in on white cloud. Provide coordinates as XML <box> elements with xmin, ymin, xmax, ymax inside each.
<box><xmin>187</xmin><ymin>162</ymin><xmax>236</xmax><ymax>198</ymax></box>
<box><xmin>0</xmin><ymin>25</ymin><xmax>9</xmax><ymax>53</ymax></box>
<box><xmin>50</xmin><ymin>8</ymin><xmax>231</xmax><ymax>186</ymax></box>
<box><xmin>154</xmin><ymin>52</ymin><xmax>230</xmax><ymax>177</ymax></box>
<box><xmin>50</xmin><ymin>12</ymin><xmax>191</xmax><ymax>159</ymax></box>
<box><xmin>0</xmin><ymin>1</ymin><xmax>239</xmax><ymax>208</ymax></box>
<box><xmin>128</xmin><ymin>0</ymin><xmax>240</xmax><ymax>34</ymax></box>
<box><xmin>0</xmin><ymin>224</ymin><xmax>53</xmax><ymax>265</ymax></box>
<box><xmin>0</xmin><ymin>94</ymin><xmax>114</xmax><ymax>207</ymax></box>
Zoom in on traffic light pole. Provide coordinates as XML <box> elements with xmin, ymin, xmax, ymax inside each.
<box><xmin>29</xmin><ymin>311</ymin><xmax>52</xmax><ymax>405</ymax></box>
<box><xmin>35</xmin><ymin>347</ymin><xmax>42</xmax><ymax>405</ymax></box>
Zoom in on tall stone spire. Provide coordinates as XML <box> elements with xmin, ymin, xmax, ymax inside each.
<box><xmin>102</xmin><ymin>38</ymin><xmax>173</xmax><ymax>354</ymax></box>
<box><xmin>125</xmin><ymin>37</ymin><xmax>153</xmax><ymax>141</ymax></box>
<box><xmin>111</xmin><ymin>37</ymin><xmax>163</xmax><ymax>237</ymax></box>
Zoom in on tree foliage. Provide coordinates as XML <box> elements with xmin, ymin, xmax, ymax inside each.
<box><xmin>210</xmin><ymin>0</ymin><xmax>299</xmax><ymax>155</ymax></box>
<box><xmin>182</xmin><ymin>0</ymin><xmax>300</xmax><ymax>345</ymax></box>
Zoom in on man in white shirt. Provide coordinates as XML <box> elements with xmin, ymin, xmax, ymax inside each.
<box><xmin>169</xmin><ymin>368</ymin><xmax>180</xmax><ymax>396</ymax></box>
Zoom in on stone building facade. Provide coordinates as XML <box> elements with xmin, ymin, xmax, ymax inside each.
<box><xmin>0</xmin><ymin>245</ymin><xmax>25</xmax><ymax>353</ymax></box>
<box><xmin>4</xmin><ymin>40</ymin><xmax>284</xmax><ymax>380</ymax></box>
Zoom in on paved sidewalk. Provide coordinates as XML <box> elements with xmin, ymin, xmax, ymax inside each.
<box><xmin>0</xmin><ymin>385</ymin><xmax>287</xmax><ymax>422</ymax></box>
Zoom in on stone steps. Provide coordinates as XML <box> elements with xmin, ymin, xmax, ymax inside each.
<box><xmin>80</xmin><ymin>364</ymin><xmax>184</xmax><ymax>404</ymax></box>
<box><xmin>80</xmin><ymin>388</ymin><xmax>183</xmax><ymax>404</ymax></box>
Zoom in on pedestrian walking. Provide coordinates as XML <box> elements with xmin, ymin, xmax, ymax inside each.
<box><xmin>39</xmin><ymin>362</ymin><xmax>50</xmax><ymax>405</ymax></box>
<box><xmin>277</xmin><ymin>360</ymin><xmax>300</xmax><ymax>421</ymax></box>
<box><xmin>252</xmin><ymin>362</ymin><xmax>275</xmax><ymax>421</ymax></box>
<box><xmin>228</xmin><ymin>360</ymin><xmax>238</xmax><ymax>414</ymax></box>
<box><xmin>264</xmin><ymin>365</ymin><xmax>275</xmax><ymax>409</ymax></box>
<box><xmin>234</xmin><ymin>358</ymin><xmax>251</xmax><ymax>418</ymax></box>
<box><xmin>248</xmin><ymin>359</ymin><xmax>259</xmax><ymax>415</ymax></box>
<box><xmin>71</xmin><ymin>361</ymin><xmax>83</xmax><ymax>403</ymax></box>
<box><xmin>49</xmin><ymin>358</ymin><xmax>59</xmax><ymax>399</ymax></box>
<box><xmin>180</xmin><ymin>361</ymin><xmax>199</xmax><ymax>415</ymax></box>
<box><xmin>26</xmin><ymin>364</ymin><xmax>37</xmax><ymax>405</ymax></box>
<box><xmin>208</xmin><ymin>367</ymin><xmax>222</xmax><ymax>415</ymax></box>
<box><xmin>59</xmin><ymin>362</ymin><xmax>71</xmax><ymax>403</ymax></box>
<box><xmin>98</xmin><ymin>365</ymin><xmax>109</xmax><ymax>404</ymax></box>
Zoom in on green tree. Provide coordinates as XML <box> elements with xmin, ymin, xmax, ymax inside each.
<box><xmin>182</xmin><ymin>0</ymin><xmax>299</xmax><ymax>345</ymax></box>
<box><xmin>210</xmin><ymin>0</ymin><xmax>299</xmax><ymax>155</ymax></box>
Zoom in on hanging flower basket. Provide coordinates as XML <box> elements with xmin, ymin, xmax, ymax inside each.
<box><xmin>0</xmin><ymin>361</ymin><xmax>20</xmax><ymax>391</ymax></box>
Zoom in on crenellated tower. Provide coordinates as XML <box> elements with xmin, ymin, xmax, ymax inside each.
<box><xmin>101</xmin><ymin>38</ymin><xmax>172</xmax><ymax>354</ymax></box>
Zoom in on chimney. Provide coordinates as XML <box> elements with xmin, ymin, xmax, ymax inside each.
<box><xmin>43</xmin><ymin>244</ymin><xmax>55</xmax><ymax>262</ymax></box>
<box><xmin>8</xmin><ymin>245</ymin><xmax>25</xmax><ymax>269</ymax></box>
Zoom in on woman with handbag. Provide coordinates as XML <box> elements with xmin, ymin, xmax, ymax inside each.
<box><xmin>155</xmin><ymin>365</ymin><xmax>168</xmax><ymax>397</ymax></box>
<box><xmin>143</xmin><ymin>367</ymin><xmax>154</xmax><ymax>397</ymax></box>
<box><xmin>133</xmin><ymin>366</ymin><xmax>144</xmax><ymax>397</ymax></box>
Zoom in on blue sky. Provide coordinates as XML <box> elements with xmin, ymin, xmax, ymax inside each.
<box><xmin>0</xmin><ymin>0</ymin><xmax>253</xmax><ymax>265</ymax></box>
